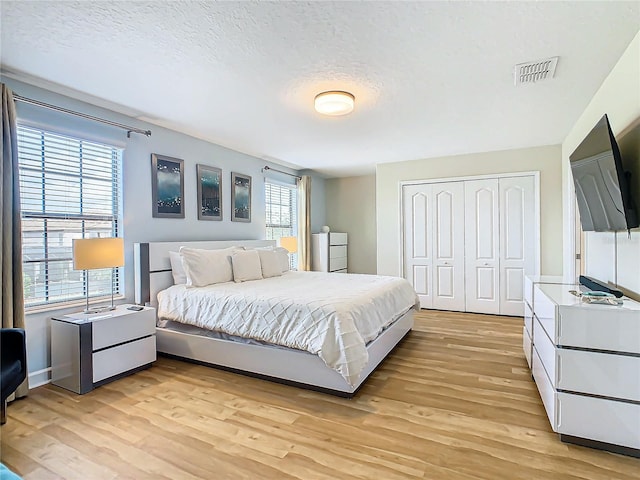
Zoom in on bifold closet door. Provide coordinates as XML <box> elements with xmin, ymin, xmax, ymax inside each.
<box><xmin>431</xmin><ymin>182</ymin><xmax>465</xmax><ymax>311</ymax></box>
<box><xmin>464</xmin><ymin>179</ymin><xmax>500</xmax><ymax>314</ymax></box>
<box><xmin>403</xmin><ymin>175</ymin><xmax>536</xmax><ymax>315</ymax></box>
<box><xmin>403</xmin><ymin>184</ymin><xmax>433</xmax><ymax>309</ymax></box>
<box><xmin>403</xmin><ymin>182</ymin><xmax>465</xmax><ymax>311</ymax></box>
<box><xmin>499</xmin><ymin>175</ymin><xmax>536</xmax><ymax>316</ymax></box>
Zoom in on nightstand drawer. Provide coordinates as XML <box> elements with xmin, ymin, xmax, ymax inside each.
<box><xmin>92</xmin><ymin>308</ymin><xmax>156</xmax><ymax>350</ymax></box>
<box><xmin>93</xmin><ymin>335</ymin><xmax>156</xmax><ymax>383</ymax></box>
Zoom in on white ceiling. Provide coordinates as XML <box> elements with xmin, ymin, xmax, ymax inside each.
<box><xmin>1</xmin><ymin>1</ymin><xmax>639</xmax><ymax>177</ymax></box>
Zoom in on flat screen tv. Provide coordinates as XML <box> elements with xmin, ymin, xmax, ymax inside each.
<box><xmin>570</xmin><ymin>114</ymin><xmax>638</xmax><ymax>232</ymax></box>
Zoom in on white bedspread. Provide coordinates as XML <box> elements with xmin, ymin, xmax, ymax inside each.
<box><xmin>157</xmin><ymin>271</ymin><xmax>419</xmax><ymax>386</ymax></box>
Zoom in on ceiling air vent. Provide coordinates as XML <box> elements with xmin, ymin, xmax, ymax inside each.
<box><xmin>514</xmin><ymin>56</ymin><xmax>559</xmax><ymax>86</ymax></box>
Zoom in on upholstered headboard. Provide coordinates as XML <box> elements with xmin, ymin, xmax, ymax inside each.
<box><xmin>134</xmin><ymin>240</ymin><xmax>276</xmax><ymax>307</ymax></box>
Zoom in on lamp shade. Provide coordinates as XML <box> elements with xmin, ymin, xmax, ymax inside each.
<box><xmin>279</xmin><ymin>236</ymin><xmax>298</xmax><ymax>253</ymax></box>
<box><xmin>73</xmin><ymin>238</ymin><xmax>125</xmax><ymax>270</ymax></box>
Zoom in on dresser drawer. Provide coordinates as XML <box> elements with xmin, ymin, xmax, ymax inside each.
<box><xmin>523</xmin><ymin>326</ymin><xmax>532</xmax><ymax>369</ymax></box>
<box><xmin>557</xmin><ymin>349</ymin><xmax>640</xmax><ymax>402</ymax></box>
<box><xmin>329</xmin><ymin>256</ymin><xmax>347</xmax><ymax>272</ymax></box>
<box><xmin>532</xmin><ymin>347</ymin><xmax>557</xmax><ymax>430</ymax></box>
<box><xmin>524</xmin><ymin>276</ymin><xmax>534</xmax><ymax>308</ymax></box>
<box><xmin>93</xmin><ymin>335</ymin><xmax>156</xmax><ymax>383</ymax></box>
<box><xmin>92</xmin><ymin>308</ymin><xmax>156</xmax><ymax>350</ymax></box>
<box><xmin>533</xmin><ymin>317</ymin><xmax>557</xmax><ymax>384</ymax></box>
<box><xmin>329</xmin><ymin>245</ymin><xmax>347</xmax><ymax>259</ymax></box>
<box><xmin>534</xmin><ymin>285</ymin><xmax>640</xmax><ymax>352</ymax></box>
<box><xmin>557</xmin><ymin>392</ymin><xmax>640</xmax><ymax>450</ymax></box>
<box><xmin>329</xmin><ymin>232</ymin><xmax>347</xmax><ymax>246</ymax></box>
<box><xmin>524</xmin><ymin>300</ymin><xmax>533</xmax><ymax>337</ymax></box>
<box><xmin>557</xmin><ymin>306</ymin><xmax>640</xmax><ymax>353</ymax></box>
<box><xmin>533</xmin><ymin>285</ymin><xmax>557</xmax><ymax>340</ymax></box>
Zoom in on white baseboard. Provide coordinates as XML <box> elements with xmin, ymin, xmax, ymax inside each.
<box><xmin>28</xmin><ymin>368</ymin><xmax>51</xmax><ymax>389</ymax></box>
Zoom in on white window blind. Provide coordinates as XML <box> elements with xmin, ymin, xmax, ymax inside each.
<box><xmin>17</xmin><ymin>126</ymin><xmax>123</xmax><ymax>308</ymax></box>
<box><xmin>265</xmin><ymin>181</ymin><xmax>297</xmax><ymax>269</ymax></box>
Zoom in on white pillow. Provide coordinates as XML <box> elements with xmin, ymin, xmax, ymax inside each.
<box><xmin>273</xmin><ymin>246</ymin><xmax>290</xmax><ymax>272</ymax></box>
<box><xmin>256</xmin><ymin>246</ymin><xmax>290</xmax><ymax>272</ymax></box>
<box><xmin>257</xmin><ymin>249</ymin><xmax>283</xmax><ymax>278</ymax></box>
<box><xmin>179</xmin><ymin>247</ymin><xmax>237</xmax><ymax>287</ymax></box>
<box><xmin>231</xmin><ymin>249</ymin><xmax>263</xmax><ymax>283</ymax></box>
<box><xmin>169</xmin><ymin>251</ymin><xmax>187</xmax><ymax>285</ymax></box>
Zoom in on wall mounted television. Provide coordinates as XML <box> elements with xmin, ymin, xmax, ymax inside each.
<box><xmin>570</xmin><ymin>114</ymin><xmax>638</xmax><ymax>232</ymax></box>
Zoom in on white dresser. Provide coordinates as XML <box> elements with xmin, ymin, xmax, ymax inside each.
<box><xmin>311</xmin><ymin>232</ymin><xmax>348</xmax><ymax>273</ymax></box>
<box><xmin>529</xmin><ymin>283</ymin><xmax>640</xmax><ymax>457</ymax></box>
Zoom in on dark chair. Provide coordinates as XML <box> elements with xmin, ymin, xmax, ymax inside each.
<box><xmin>1</xmin><ymin>328</ymin><xmax>27</xmax><ymax>424</ymax></box>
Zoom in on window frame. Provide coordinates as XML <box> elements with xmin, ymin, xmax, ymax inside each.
<box><xmin>17</xmin><ymin>125</ymin><xmax>124</xmax><ymax>311</ymax></box>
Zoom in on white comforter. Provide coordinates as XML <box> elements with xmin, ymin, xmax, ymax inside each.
<box><xmin>157</xmin><ymin>271</ymin><xmax>419</xmax><ymax>385</ymax></box>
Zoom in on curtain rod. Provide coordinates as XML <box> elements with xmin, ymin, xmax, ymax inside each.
<box><xmin>13</xmin><ymin>94</ymin><xmax>152</xmax><ymax>138</ymax></box>
<box><xmin>262</xmin><ymin>165</ymin><xmax>301</xmax><ymax>179</ymax></box>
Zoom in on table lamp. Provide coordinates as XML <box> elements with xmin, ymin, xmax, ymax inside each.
<box><xmin>279</xmin><ymin>236</ymin><xmax>297</xmax><ymax>253</ymax></box>
<box><xmin>73</xmin><ymin>237</ymin><xmax>125</xmax><ymax>314</ymax></box>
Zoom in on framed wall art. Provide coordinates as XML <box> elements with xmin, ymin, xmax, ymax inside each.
<box><xmin>231</xmin><ymin>172</ymin><xmax>251</xmax><ymax>222</ymax></box>
<box><xmin>151</xmin><ymin>154</ymin><xmax>184</xmax><ymax>218</ymax></box>
<box><xmin>196</xmin><ymin>164</ymin><xmax>222</xmax><ymax>221</ymax></box>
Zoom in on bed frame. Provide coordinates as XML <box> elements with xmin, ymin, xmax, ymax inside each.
<box><xmin>134</xmin><ymin>240</ymin><xmax>414</xmax><ymax>397</ymax></box>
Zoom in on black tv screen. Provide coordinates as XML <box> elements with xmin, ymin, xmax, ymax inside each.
<box><xmin>570</xmin><ymin>114</ymin><xmax>638</xmax><ymax>232</ymax></box>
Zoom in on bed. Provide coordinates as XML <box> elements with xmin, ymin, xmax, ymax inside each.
<box><xmin>134</xmin><ymin>240</ymin><xmax>417</xmax><ymax>397</ymax></box>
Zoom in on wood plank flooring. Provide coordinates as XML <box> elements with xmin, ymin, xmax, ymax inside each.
<box><xmin>1</xmin><ymin>310</ymin><xmax>638</xmax><ymax>479</ymax></box>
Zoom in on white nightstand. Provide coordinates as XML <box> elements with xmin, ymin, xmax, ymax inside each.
<box><xmin>51</xmin><ymin>304</ymin><xmax>156</xmax><ymax>394</ymax></box>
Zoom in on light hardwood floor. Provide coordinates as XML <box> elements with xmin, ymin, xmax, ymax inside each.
<box><xmin>1</xmin><ymin>310</ymin><xmax>638</xmax><ymax>479</ymax></box>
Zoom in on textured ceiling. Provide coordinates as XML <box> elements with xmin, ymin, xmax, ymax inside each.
<box><xmin>1</xmin><ymin>1</ymin><xmax>639</xmax><ymax>177</ymax></box>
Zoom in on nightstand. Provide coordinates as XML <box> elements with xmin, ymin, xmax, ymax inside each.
<box><xmin>51</xmin><ymin>304</ymin><xmax>156</xmax><ymax>394</ymax></box>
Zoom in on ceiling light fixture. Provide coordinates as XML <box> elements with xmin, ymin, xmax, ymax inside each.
<box><xmin>314</xmin><ymin>91</ymin><xmax>355</xmax><ymax>116</ymax></box>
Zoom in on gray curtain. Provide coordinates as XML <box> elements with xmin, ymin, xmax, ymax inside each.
<box><xmin>1</xmin><ymin>83</ymin><xmax>28</xmax><ymax>397</ymax></box>
<box><xmin>297</xmin><ymin>175</ymin><xmax>312</xmax><ymax>271</ymax></box>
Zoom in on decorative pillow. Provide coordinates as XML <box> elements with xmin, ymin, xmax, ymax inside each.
<box><xmin>257</xmin><ymin>249</ymin><xmax>283</xmax><ymax>278</ymax></box>
<box><xmin>179</xmin><ymin>247</ymin><xmax>237</xmax><ymax>287</ymax></box>
<box><xmin>231</xmin><ymin>249</ymin><xmax>264</xmax><ymax>283</ymax></box>
<box><xmin>169</xmin><ymin>251</ymin><xmax>187</xmax><ymax>285</ymax></box>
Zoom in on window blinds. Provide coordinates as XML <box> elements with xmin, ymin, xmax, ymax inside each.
<box><xmin>265</xmin><ymin>182</ymin><xmax>298</xmax><ymax>268</ymax></box>
<box><xmin>265</xmin><ymin>182</ymin><xmax>297</xmax><ymax>236</ymax></box>
<box><xmin>17</xmin><ymin>126</ymin><xmax>122</xmax><ymax>308</ymax></box>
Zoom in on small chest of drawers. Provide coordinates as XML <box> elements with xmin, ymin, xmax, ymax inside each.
<box><xmin>51</xmin><ymin>305</ymin><xmax>156</xmax><ymax>394</ymax></box>
<box><xmin>311</xmin><ymin>232</ymin><xmax>348</xmax><ymax>273</ymax></box>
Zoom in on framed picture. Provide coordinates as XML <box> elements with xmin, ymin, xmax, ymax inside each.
<box><xmin>151</xmin><ymin>154</ymin><xmax>185</xmax><ymax>218</ymax></box>
<box><xmin>231</xmin><ymin>172</ymin><xmax>251</xmax><ymax>222</ymax></box>
<box><xmin>196</xmin><ymin>164</ymin><xmax>222</xmax><ymax>221</ymax></box>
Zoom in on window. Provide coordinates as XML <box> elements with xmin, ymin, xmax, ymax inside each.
<box><xmin>17</xmin><ymin>126</ymin><xmax>122</xmax><ymax>308</ymax></box>
<box><xmin>265</xmin><ymin>181</ymin><xmax>297</xmax><ymax>269</ymax></box>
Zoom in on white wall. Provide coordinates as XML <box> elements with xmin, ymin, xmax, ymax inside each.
<box><xmin>2</xmin><ymin>77</ymin><xmax>326</xmax><ymax>386</ymax></box>
<box><xmin>325</xmin><ymin>175</ymin><xmax>377</xmax><ymax>274</ymax></box>
<box><xmin>376</xmin><ymin>145</ymin><xmax>563</xmax><ymax>278</ymax></box>
<box><xmin>561</xmin><ymin>30</ymin><xmax>640</xmax><ymax>299</ymax></box>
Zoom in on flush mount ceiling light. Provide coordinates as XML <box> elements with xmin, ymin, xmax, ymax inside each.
<box><xmin>314</xmin><ymin>91</ymin><xmax>355</xmax><ymax>116</ymax></box>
